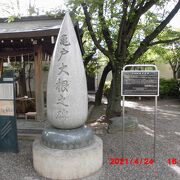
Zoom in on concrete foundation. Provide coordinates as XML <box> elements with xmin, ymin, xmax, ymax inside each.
<box><xmin>33</xmin><ymin>135</ymin><xmax>103</xmax><ymax>180</ymax></box>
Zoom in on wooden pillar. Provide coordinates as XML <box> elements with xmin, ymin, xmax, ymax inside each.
<box><xmin>0</xmin><ymin>61</ymin><xmax>3</xmax><ymax>77</ymax></box>
<box><xmin>34</xmin><ymin>45</ymin><xmax>44</xmax><ymax>121</ymax></box>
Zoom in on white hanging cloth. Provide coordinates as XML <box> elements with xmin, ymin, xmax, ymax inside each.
<box><xmin>7</xmin><ymin>56</ymin><xmax>10</xmax><ymax>64</ymax></box>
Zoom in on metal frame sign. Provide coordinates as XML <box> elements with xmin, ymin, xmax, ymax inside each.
<box><xmin>121</xmin><ymin>64</ymin><xmax>159</xmax><ymax>160</ymax></box>
<box><xmin>121</xmin><ymin>69</ymin><xmax>159</xmax><ymax>96</ymax></box>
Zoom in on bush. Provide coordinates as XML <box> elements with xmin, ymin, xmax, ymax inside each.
<box><xmin>103</xmin><ymin>79</ymin><xmax>180</xmax><ymax>98</ymax></box>
<box><xmin>160</xmin><ymin>78</ymin><xmax>180</xmax><ymax>97</ymax></box>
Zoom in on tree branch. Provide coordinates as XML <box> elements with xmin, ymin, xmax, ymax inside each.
<box><xmin>116</xmin><ymin>0</ymin><xmax>128</xmax><ymax>56</ymax></box>
<box><xmin>81</xmin><ymin>2</ymin><xmax>109</xmax><ymax>58</ymax></box>
<box><xmin>168</xmin><ymin>59</ymin><xmax>173</xmax><ymax>70</ymax></box>
<box><xmin>130</xmin><ymin>0</ymin><xmax>136</xmax><ymax>11</ymax></box>
<box><xmin>98</xmin><ymin>2</ymin><xmax>114</xmax><ymax>55</ymax></box>
<box><xmin>149</xmin><ymin>37</ymin><xmax>180</xmax><ymax>46</ymax></box>
<box><xmin>95</xmin><ymin>61</ymin><xmax>112</xmax><ymax>105</ymax></box>
<box><xmin>129</xmin><ymin>0</ymin><xmax>180</xmax><ymax>64</ymax></box>
<box><xmin>176</xmin><ymin>63</ymin><xmax>180</xmax><ymax>72</ymax></box>
<box><xmin>126</xmin><ymin>0</ymin><xmax>156</xmax><ymax>47</ymax></box>
<box><xmin>84</xmin><ymin>47</ymin><xmax>96</xmax><ymax>67</ymax></box>
<box><xmin>135</xmin><ymin>0</ymin><xmax>146</xmax><ymax>9</ymax></box>
<box><xmin>138</xmin><ymin>0</ymin><xmax>156</xmax><ymax>14</ymax></box>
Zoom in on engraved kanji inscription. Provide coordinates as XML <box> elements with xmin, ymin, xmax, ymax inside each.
<box><xmin>57</xmin><ymin>95</ymin><xmax>68</xmax><ymax>107</ymax></box>
<box><xmin>58</xmin><ymin>63</ymin><xmax>69</xmax><ymax>76</ymax></box>
<box><xmin>58</xmin><ymin>48</ymin><xmax>69</xmax><ymax>61</ymax></box>
<box><xmin>56</xmin><ymin>78</ymin><xmax>69</xmax><ymax>93</ymax></box>
<box><xmin>60</xmin><ymin>34</ymin><xmax>70</xmax><ymax>46</ymax></box>
<box><xmin>56</xmin><ymin>109</ymin><xmax>69</xmax><ymax>121</ymax></box>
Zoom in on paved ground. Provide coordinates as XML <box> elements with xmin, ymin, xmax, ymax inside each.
<box><xmin>0</xmin><ymin>98</ymin><xmax>180</xmax><ymax>180</ymax></box>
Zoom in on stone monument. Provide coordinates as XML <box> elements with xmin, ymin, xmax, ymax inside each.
<box><xmin>33</xmin><ymin>13</ymin><xmax>103</xmax><ymax>179</ymax></box>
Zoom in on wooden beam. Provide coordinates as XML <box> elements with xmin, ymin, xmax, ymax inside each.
<box><xmin>0</xmin><ymin>49</ymin><xmax>33</xmax><ymax>58</ymax></box>
<box><xmin>0</xmin><ymin>29</ymin><xmax>59</xmax><ymax>39</ymax></box>
<box><xmin>34</xmin><ymin>45</ymin><xmax>44</xmax><ymax>121</ymax></box>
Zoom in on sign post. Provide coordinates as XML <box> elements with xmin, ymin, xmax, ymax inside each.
<box><xmin>0</xmin><ymin>71</ymin><xmax>18</xmax><ymax>153</ymax></box>
<box><xmin>121</xmin><ymin>64</ymin><xmax>159</xmax><ymax>160</ymax></box>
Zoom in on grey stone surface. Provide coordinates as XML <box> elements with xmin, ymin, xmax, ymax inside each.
<box><xmin>108</xmin><ymin>115</ymin><xmax>138</xmax><ymax>133</ymax></box>
<box><xmin>33</xmin><ymin>136</ymin><xmax>103</xmax><ymax>180</ymax></box>
<box><xmin>41</xmin><ymin>126</ymin><xmax>94</xmax><ymax>150</ymax></box>
<box><xmin>47</xmin><ymin>12</ymin><xmax>88</xmax><ymax>129</ymax></box>
<box><xmin>1</xmin><ymin>99</ymin><xmax>180</xmax><ymax>180</ymax></box>
<box><xmin>33</xmin><ymin>13</ymin><xmax>103</xmax><ymax>180</ymax></box>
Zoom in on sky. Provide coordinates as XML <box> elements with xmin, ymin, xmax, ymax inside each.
<box><xmin>0</xmin><ymin>0</ymin><xmax>66</xmax><ymax>16</ymax></box>
<box><xmin>0</xmin><ymin>0</ymin><xmax>179</xmax><ymax>29</ymax></box>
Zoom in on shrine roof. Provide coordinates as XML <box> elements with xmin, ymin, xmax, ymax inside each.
<box><xmin>0</xmin><ymin>15</ymin><xmax>62</xmax><ymax>39</ymax></box>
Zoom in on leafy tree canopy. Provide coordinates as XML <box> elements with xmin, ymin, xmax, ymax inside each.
<box><xmin>67</xmin><ymin>0</ymin><xmax>180</xmax><ymax>117</ymax></box>
<box><xmin>67</xmin><ymin>0</ymin><xmax>180</xmax><ymax>65</ymax></box>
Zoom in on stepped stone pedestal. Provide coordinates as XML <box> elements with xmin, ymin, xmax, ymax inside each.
<box><xmin>33</xmin><ymin>135</ymin><xmax>102</xmax><ymax>179</ymax></box>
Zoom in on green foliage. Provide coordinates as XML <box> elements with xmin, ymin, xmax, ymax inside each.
<box><xmin>160</xmin><ymin>78</ymin><xmax>180</xmax><ymax>97</ymax></box>
<box><xmin>85</xmin><ymin>51</ymin><xmax>108</xmax><ymax>76</ymax></box>
<box><xmin>45</xmin><ymin>9</ymin><xmax>65</xmax><ymax>18</ymax></box>
<box><xmin>68</xmin><ymin>0</ymin><xmax>124</xmax><ymax>52</ymax></box>
<box><xmin>137</xmin><ymin>46</ymin><xmax>162</xmax><ymax>64</ymax></box>
<box><xmin>103</xmin><ymin>81</ymin><xmax>111</xmax><ymax>96</ymax></box>
<box><xmin>68</xmin><ymin>0</ymin><xmax>180</xmax><ymax>66</ymax></box>
<box><xmin>3</xmin><ymin>63</ymin><xmax>14</xmax><ymax>71</ymax></box>
<box><xmin>139</xmin><ymin>33</ymin><xmax>180</xmax><ymax>79</ymax></box>
<box><xmin>4</xmin><ymin>61</ymin><xmax>33</xmax><ymax>81</ymax></box>
<box><xmin>85</xmin><ymin>59</ymin><xmax>100</xmax><ymax>76</ymax></box>
<box><xmin>42</xmin><ymin>63</ymin><xmax>50</xmax><ymax>71</ymax></box>
<box><xmin>7</xmin><ymin>15</ymin><xmax>19</xmax><ymax>23</ymax></box>
<box><xmin>3</xmin><ymin>62</ymin><xmax>20</xmax><ymax>81</ymax></box>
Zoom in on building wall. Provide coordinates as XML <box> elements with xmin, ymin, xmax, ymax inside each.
<box><xmin>157</xmin><ymin>64</ymin><xmax>173</xmax><ymax>79</ymax></box>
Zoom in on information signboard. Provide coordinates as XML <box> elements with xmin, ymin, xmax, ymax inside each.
<box><xmin>121</xmin><ymin>64</ymin><xmax>159</xmax><ymax>160</ymax></box>
<box><xmin>0</xmin><ymin>71</ymin><xmax>18</xmax><ymax>153</ymax></box>
<box><xmin>0</xmin><ymin>83</ymin><xmax>14</xmax><ymax>99</ymax></box>
<box><xmin>121</xmin><ymin>71</ymin><xmax>159</xmax><ymax>96</ymax></box>
<box><xmin>0</xmin><ymin>101</ymin><xmax>14</xmax><ymax>116</ymax></box>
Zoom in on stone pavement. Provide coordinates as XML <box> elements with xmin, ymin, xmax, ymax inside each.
<box><xmin>1</xmin><ymin>98</ymin><xmax>180</xmax><ymax>180</ymax></box>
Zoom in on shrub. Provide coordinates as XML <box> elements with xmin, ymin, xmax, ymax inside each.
<box><xmin>160</xmin><ymin>78</ymin><xmax>180</xmax><ymax>97</ymax></box>
<box><xmin>103</xmin><ymin>79</ymin><xmax>180</xmax><ymax>98</ymax></box>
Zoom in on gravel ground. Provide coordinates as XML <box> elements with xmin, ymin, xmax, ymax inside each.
<box><xmin>0</xmin><ymin>99</ymin><xmax>180</xmax><ymax>180</ymax></box>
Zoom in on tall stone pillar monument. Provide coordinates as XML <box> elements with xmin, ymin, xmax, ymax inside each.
<box><xmin>33</xmin><ymin>13</ymin><xmax>103</xmax><ymax>179</ymax></box>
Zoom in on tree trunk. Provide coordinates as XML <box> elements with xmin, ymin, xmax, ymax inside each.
<box><xmin>106</xmin><ymin>64</ymin><xmax>122</xmax><ymax>118</ymax></box>
<box><xmin>95</xmin><ymin>62</ymin><xmax>112</xmax><ymax>105</ymax></box>
<box><xmin>173</xmin><ymin>70</ymin><xmax>177</xmax><ymax>80</ymax></box>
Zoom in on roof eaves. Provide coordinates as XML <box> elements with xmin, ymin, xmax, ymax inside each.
<box><xmin>0</xmin><ymin>15</ymin><xmax>63</xmax><ymax>23</ymax></box>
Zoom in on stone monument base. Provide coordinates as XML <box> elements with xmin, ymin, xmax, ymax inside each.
<box><xmin>33</xmin><ymin>135</ymin><xmax>103</xmax><ymax>180</ymax></box>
